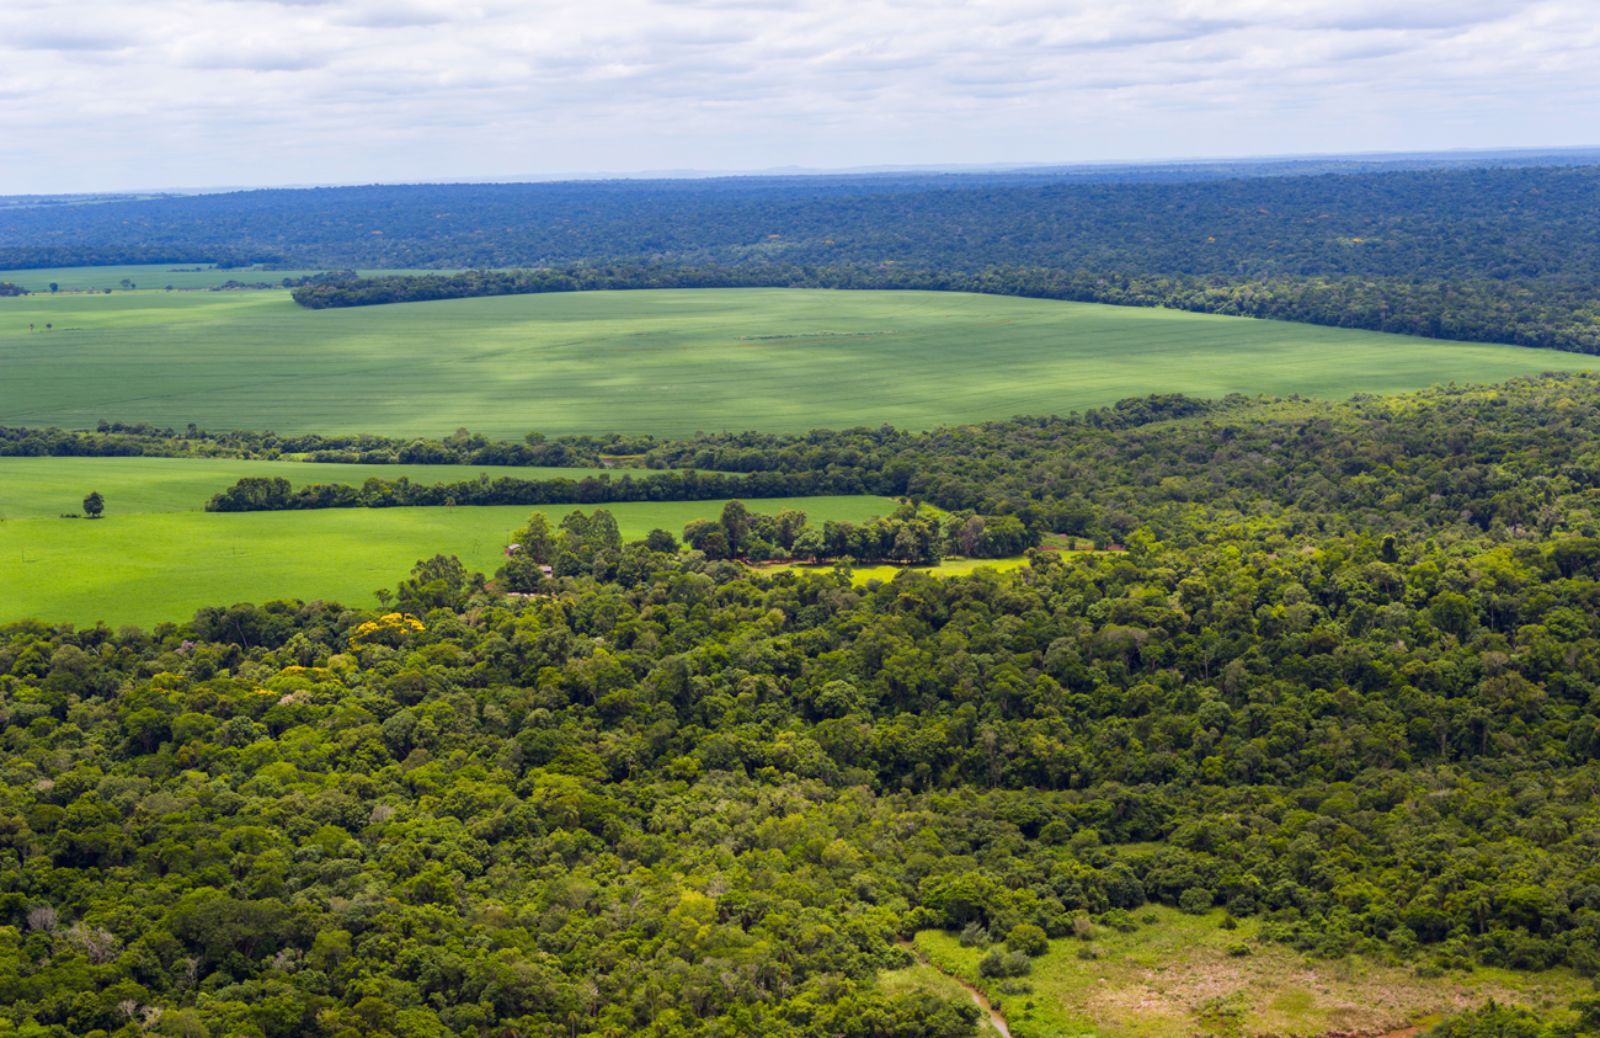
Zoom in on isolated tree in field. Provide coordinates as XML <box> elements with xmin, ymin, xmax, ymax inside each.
<box><xmin>83</xmin><ymin>491</ymin><xmax>105</xmax><ymax>519</ymax></box>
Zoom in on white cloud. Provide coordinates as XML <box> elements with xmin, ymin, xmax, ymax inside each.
<box><xmin>0</xmin><ymin>0</ymin><xmax>1593</xmax><ymax>192</ymax></box>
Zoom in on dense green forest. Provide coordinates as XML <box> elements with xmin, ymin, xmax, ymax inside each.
<box><xmin>5</xmin><ymin>167</ymin><xmax>1599</xmax><ymax>278</ymax></box>
<box><xmin>6</xmin><ymin>374</ymin><xmax>1600</xmax><ymax>1035</ymax></box>
<box><xmin>201</xmin><ymin>370</ymin><xmax>1600</xmax><ymax>548</ymax></box>
<box><xmin>6</xmin><ymin>163</ymin><xmax>1600</xmax><ymax>352</ymax></box>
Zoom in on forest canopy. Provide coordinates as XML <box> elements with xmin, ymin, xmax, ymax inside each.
<box><xmin>6</xmin><ymin>374</ymin><xmax>1600</xmax><ymax>1035</ymax></box>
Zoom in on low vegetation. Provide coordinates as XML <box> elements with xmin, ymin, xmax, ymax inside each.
<box><xmin>914</xmin><ymin>909</ymin><xmax>1589</xmax><ymax>1038</ymax></box>
<box><xmin>4</xmin><ymin>287</ymin><xmax>1595</xmax><ymax>437</ymax></box>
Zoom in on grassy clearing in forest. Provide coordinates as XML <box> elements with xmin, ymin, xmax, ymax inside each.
<box><xmin>909</xmin><ymin>907</ymin><xmax>1586</xmax><ymax>1038</ymax></box>
<box><xmin>0</xmin><ymin>483</ymin><xmax>893</xmax><ymax>628</ymax></box>
<box><xmin>3</xmin><ymin>286</ymin><xmax>1596</xmax><ymax>438</ymax></box>
<box><xmin>755</xmin><ymin>555</ymin><xmax>1033</xmax><ymax>585</ymax></box>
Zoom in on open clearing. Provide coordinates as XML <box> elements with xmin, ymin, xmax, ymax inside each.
<box><xmin>905</xmin><ymin>908</ymin><xmax>1586</xmax><ymax>1038</ymax></box>
<box><xmin>4</xmin><ymin>287</ymin><xmax>1596</xmax><ymax>438</ymax></box>
<box><xmin>757</xmin><ymin>555</ymin><xmax>1033</xmax><ymax>585</ymax></box>
<box><xmin>0</xmin><ymin>476</ymin><xmax>892</xmax><ymax>626</ymax></box>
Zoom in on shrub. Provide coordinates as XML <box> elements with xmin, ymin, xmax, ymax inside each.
<box><xmin>1008</xmin><ymin>923</ymin><xmax>1049</xmax><ymax>957</ymax></box>
<box><xmin>978</xmin><ymin>949</ymin><xmax>1033</xmax><ymax>978</ymax></box>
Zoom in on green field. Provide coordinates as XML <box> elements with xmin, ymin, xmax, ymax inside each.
<box><xmin>0</xmin><ymin>456</ymin><xmax>620</xmax><ymax>520</ymax></box>
<box><xmin>0</xmin><ymin>456</ymin><xmax>892</xmax><ymax>626</ymax></box>
<box><xmin>758</xmin><ymin>555</ymin><xmax>1033</xmax><ymax>586</ymax></box>
<box><xmin>4</xmin><ymin>286</ymin><xmax>1595</xmax><ymax>438</ymax></box>
<box><xmin>0</xmin><ymin>264</ymin><xmax>452</xmax><ymax>291</ymax></box>
<box><xmin>907</xmin><ymin>908</ymin><xmax>1586</xmax><ymax>1038</ymax></box>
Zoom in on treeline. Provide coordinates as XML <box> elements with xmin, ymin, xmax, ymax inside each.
<box><xmin>197</xmin><ymin>370</ymin><xmax>1600</xmax><ymax>558</ymax></box>
<box><xmin>0</xmin><ymin>422</ymin><xmax>627</xmax><ymax>467</ymax></box>
<box><xmin>203</xmin><ymin>468</ymin><xmax>872</xmax><ymax>513</ymax></box>
<box><xmin>679</xmin><ymin>502</ymin><xmax>1036</xmax><ymax>565</ymax></box>
<box><xmin>291</xmin><ymin>262</ymin><xmax>1600</xmax><ymax>355</ymax></box>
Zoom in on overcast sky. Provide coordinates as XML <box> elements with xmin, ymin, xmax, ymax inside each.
<box><xmin>1</xmin><ymin>0</ymin><xmax>1596</xmax><ymax>194</ymax></box>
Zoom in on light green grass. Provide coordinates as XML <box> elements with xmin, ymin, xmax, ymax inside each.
<box><xmin>0</xmin><ymin>456</ymin><xmax>622</xmax><ymax>520</ymax></box>
<box><xmin>910</xmin><ymin>907</ymin><xmax>1586</xmax><ymax>1038</ymax></box>
<box><xmin>758</xmin><ymin>556</ymin><xmax>1032</xmax><ymax>586</ymax></box>
<box><xmin>0</xmin><ymin>494</ymin><xmax>893</xmax><ymax>628</ymax></box>
<box><xmin>0</xmin><ymin>264</ymin><xmax>451</xmax><ymax>291</ymax></box>
<box><xmin>4</xmin><ymin>288</ymin><xmax>1595</xmax><ymax>438</ymax></box>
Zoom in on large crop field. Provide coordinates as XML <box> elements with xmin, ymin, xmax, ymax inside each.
<box><xmin>0</xmin><ymin>456</ymin><xmax>890</xmax><ymax>626</ymax></box>
<box><xmin>3</xmin><ymin>285</ymin><xmax>1595</xmax><ymax>438</ymax></box>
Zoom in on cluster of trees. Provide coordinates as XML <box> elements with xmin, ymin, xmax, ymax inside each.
<box><xmin>495</xmin><ymin>502</ymin><xmax>1033</xmax><ymax>593</ymax></box>
<box><xmin>679</xmin><ymin>502</ymin><xmax>1034</xmax><ymax>565</ymax></box>
<box><xmin>202</xmin><ymin>469</ymin><xmax>867</xmax><ymax>513</ymax></box>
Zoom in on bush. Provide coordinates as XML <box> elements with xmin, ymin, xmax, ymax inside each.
<box><xmin>1179</xmin><ymin>887</ymin><xmax>1215</xmax><ymax>914</ymax></box>
<box><xmin>1008</xmin><ymin>923</ymin><xmax>1049</xmax><ymax>957</ymax></box>
<box><xmin>978</xmin><ymin>949</ymin><xmax>1033</xmax><ymax>978</ymax></box>
<box><xmin>1097</xmin><ymin>909</ymin><xmax>1138</xmax><ymax>933</ymax></box>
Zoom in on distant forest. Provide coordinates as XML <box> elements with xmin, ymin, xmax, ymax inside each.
<box><xmin>4</xmin><ymin>164</ymin><xmax>1600</xmax><ymax>352</ymax></box>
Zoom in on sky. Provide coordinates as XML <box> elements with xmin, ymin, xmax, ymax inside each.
<box><xmin>1</xmin><ymin>0</ymin><xmax>1597</xmax><ymax>194</ymax></box>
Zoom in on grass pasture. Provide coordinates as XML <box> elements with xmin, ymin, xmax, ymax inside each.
<box><xmin>757</xmin><ymin>555</ymin><xmax>1033</xmax><ymax>586</ymax></box>
<box><xmin>909</xmin><ymin>908</ymin><xmax>1586</xmax><ymax>1038</ymax></box>
<box><xmin>3</xmin><ymin>286</ymin><xmax>1597</xmax><ymax>438</ymax></box>
<box><xmin>0</xmin><ymin>456</ymin><xmax>620</xmax><ymax>520</ymax></box>
<box><xmin>0</xmin><ymin>454</ymin><xmax>892</xmax><ymax>626</ymax></box>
